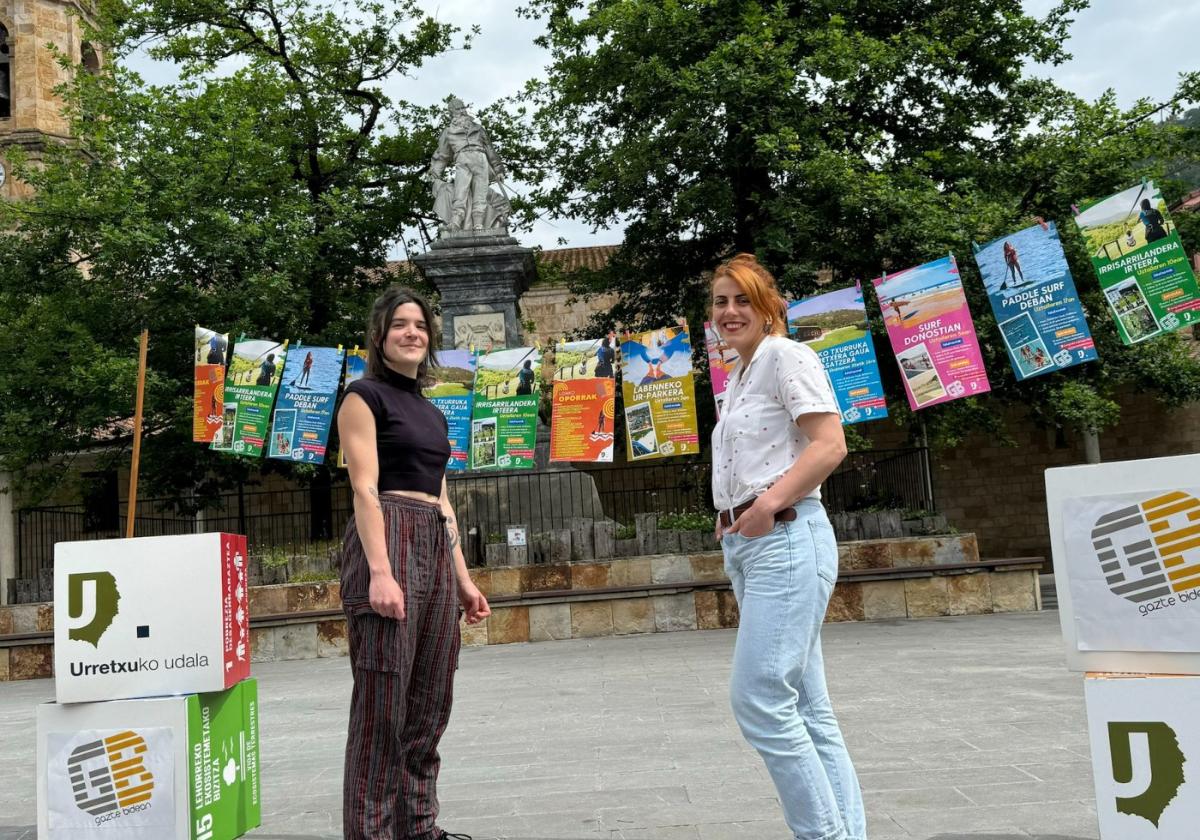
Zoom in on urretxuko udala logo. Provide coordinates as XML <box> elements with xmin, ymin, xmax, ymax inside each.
<box><xmin>67</xmin><ymin>730</ymin><xmax>156</xmax><ymax>822</ymax></box>
<box><xmin>1108</xmin><ymin>721</ymin><xmax>1187</xmax><ymax>827</ymax></box>
<box><xmin>1089</xmin><ymin>491</ymin><xmax>1200</xmax><ymax>611</ymax></box>
<box><xmin>67</xmin><ymin>571</ymin><xmax>120</xmax><ymax>647</ymax></box>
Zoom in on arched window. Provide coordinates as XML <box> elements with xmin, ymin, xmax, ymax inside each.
<box><xmin>0</xmin><ymin>24</ymin><xmax>11</xmax><ymax>119</ymax></box>
<box><xmin>81</xmin><ymin>41</ymin><xmax>100</xmax><ymax>75</ymax></box>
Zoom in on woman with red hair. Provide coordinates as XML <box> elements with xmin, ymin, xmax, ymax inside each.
<box><xmin>710</xmin><ymin>254</ymin><xmax>866</xmax><ymax>840</ymax></box>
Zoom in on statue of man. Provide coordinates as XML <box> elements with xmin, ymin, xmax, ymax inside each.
<box><xmin>429</xmin><ymin>96</ymin><xmax>507</xmax><ymax>231</ymax></box>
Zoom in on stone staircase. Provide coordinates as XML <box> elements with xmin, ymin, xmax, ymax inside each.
<box><xmin>1040</xmin><ymin>573</ymin><xmax>1058</xmax><ymax>610</ymax></box>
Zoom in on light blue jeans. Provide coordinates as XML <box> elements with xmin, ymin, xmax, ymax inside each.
<box><xmin>722</xmin><ymin>499</ymin><xmax>867</xmax><ymax>840</ymax></box>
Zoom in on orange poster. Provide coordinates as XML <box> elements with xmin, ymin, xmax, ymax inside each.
<box><xmin>193</xmin><ymin>326</ymin><xmax>228</xmax><ymax>442</ymax></box>
<box><xmin>549</xmin><ymin>337</ymin><xmax>616</xmax><ymax>463</ymax></box>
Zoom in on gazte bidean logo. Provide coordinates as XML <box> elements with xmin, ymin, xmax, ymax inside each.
<box><xmin>67</xmin><ymin>571</ymin><xmax>121</xmax><ymax>647</ymax></box>
<box><xmin>66</xmin><ymin>730</ymin><xmax>156</xmax><ymax>824</ymax></box>
<box><xmin>1108</xmin><ymin>721</ymin><xmax>1187</xmax><ymax>827</ymax></box>
<box><xmin>1089</xmin><ymin>491</ymin><xmax>1200</xmax><ymax>613</ymax></box>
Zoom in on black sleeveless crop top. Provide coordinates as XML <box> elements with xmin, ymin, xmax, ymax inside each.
<box><xmin>342</xmin><ymin>368</ymin><xmax>450</xmax><ymax>496</ymax></box>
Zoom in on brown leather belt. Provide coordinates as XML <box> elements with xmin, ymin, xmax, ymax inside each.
<box><xmin>719</xmin><ymin>502</ymin><xmax>798</xmax><ymax>530</ymax></box>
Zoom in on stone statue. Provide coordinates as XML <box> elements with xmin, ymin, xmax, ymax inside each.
<box><xmin>428</xmin><ymin>96</ymin><xmax>511</xmax><ymax>233</ymax></box>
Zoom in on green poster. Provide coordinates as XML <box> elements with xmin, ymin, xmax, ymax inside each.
<box><xmin>470</xmin><ymin>347</ymin><xmax>542</xmax><ymax>470</ymax></box>
<box><xmin>186</xmin><ymin>679</ymin><xmax>261</xmax><ymax>840</ymax></box>
<box><xmin>211</xmin><ymin>338</ymin><xmax>287</xmax><ymax>457</ymax></box>
<box><xmin>1075</xmin><ymin>180</ymin><xmax>1200</xmax><ymax>344</ymax></box>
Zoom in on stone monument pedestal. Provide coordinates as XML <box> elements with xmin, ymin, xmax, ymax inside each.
<box><xmin>413</xmin><ymin>230</ymin><xmax>536</xmax><ymax>351</ymax></box>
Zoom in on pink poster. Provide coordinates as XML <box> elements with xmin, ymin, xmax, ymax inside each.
<box><xmin>703</xmin><ymin>321</ymin><xmax>740</xmax><ymax>418</ymax></box>
<box><xmin>872</xmin><ymin>255</ymin><xmax>991</xmax><ymax>410</ymax></box>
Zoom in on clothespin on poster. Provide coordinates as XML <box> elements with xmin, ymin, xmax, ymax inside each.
<box><xmin>1033</xmin><ymin>215</ymin><xmax>1049</xmax><ymax>231</ymax></box>
<box><xmin>1070</xmin><ymin>204</ymin><xmax>1080</xmax><ymax>217</ymax></box>
<box><xmin>337</xmin><ymin>344</ymin><xmax>343</xmax><ymax>353</ymax></box>
<box><xmin>970</xmin><ymin>240</ymin><xmax>981</xmax><ymax>255</ymax></box>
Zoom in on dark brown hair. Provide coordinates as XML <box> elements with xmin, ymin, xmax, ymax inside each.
<box><xmin>711</xmin><ymin>253</ymin><xmax>788</xmax><ymax>337</ymax></box>
<box><xmin>365</xmin><ymin>287</ymin><xmax>439</xmax><ymax>380</ymax></box>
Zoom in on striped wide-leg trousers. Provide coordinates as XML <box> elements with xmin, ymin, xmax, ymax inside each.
<box><xmin>340</xmin><ymin>495</ymin><xmax>461</xmax><ymax>840</ymax></box>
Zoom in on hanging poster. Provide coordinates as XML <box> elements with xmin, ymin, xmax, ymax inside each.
<box><xmin>193</xmin><ymin>326</ymin><xmax>228</xmax><ymax>443</ymax></box>
<box><xmin>786</xmin><ymin>284</ymin><xmax>888</xmax><ymax>424</ymax></box>
<box><xmin>211</xmin><ymin>338</ymin><xmax>287</xmax><ymax>457</ymax></box>
<box><xmin>873</xmin><ymin>256</ymin><xmax>991</xmax><ymax>410</ymax></box>
<box><xmin>335</xmin><ymin>348</ymin><xmax>367</xmax><ymax>469</ymax></box>
<box><xmin>975</xmin><ymin>221</ymin><xmax>1098</xmax><ymax>379</ymax></box>
<box><xmin>424</xmin><ymin>349</ymin><xmax>477</xmax><ymax>471</ymax></box>
<box><xmin>703</xmin><ymin>322</ymin><xmax>740</xmax><ymax>419</ymax></box>
<box><xmin>471</xmin><ymin>347</ymin><xmax>541</xmax><ymax>470</ymax></box>
<box><xmin>549</xmin><ymin>337</ymin><xmax>616</xmax><ymax>463</ymax></box>
<box><xmin>619</xmin><ymin>322</ymin><xmax>701</xmax><ymax>460</ymax></box>
<box><xmin>267</xmin><ymin>346</ymin><xmax>345</xmax><ymax>464</ymax></box>
<box><xmin>1075</xmin><ymin>179</ymin><xmax>1200</xmax><ymax>344</ymax></box>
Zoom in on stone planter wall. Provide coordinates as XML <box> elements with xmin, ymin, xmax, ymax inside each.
<box><xmin>0</xmin><ymin>532</ymin><xmax>1040</xmax><ymax>680</ymax></box>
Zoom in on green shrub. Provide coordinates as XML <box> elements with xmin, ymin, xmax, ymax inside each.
<box><xmin>657</xmin><ymin>510</ymin><xmax>715</xmax><ymax>532</ymax></box>
<box><xmin>615</xmin><ymin>524</ymin><xmax>637</xmax><ymax>540</ymax></box>
<box><xmin>289</xmin><ymin>570</ymin><xmax>338</xmax><ymax>584</ymax></box>
<box><xmin>258</xmin><ymin>546</ymin><xmax>291</xmax><ymax>569</ymax></box>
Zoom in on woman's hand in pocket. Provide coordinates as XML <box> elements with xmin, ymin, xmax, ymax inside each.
<box><xmin>726</xmin><ymin>501</ymin><xmax>775</xmax><ymax>539</ymax></box>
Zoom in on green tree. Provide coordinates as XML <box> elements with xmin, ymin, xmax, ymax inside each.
<box><xmin>0</xmin><ymin>0</ymin><xmax>462</xmax><ymax>502</ymax></box>
<box><xmin>520</xmin><ymin>0</ymin><xmax>1200</xmax><ymax>449</ymax></box>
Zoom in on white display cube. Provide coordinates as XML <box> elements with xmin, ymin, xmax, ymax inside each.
<box><xmin>1085</xmin><ymin>673</ymin><xmax>1200</xmax><ymax>838</ymax></box>
<box><xmin>54</xmin><ymin>533</ymin><xmax>251</xmax><ymax>703</ymax></box>
<box><xmin>37</xmin><ymin>678</ymin><xmax>261</xmax><ymax>840</ymax></box>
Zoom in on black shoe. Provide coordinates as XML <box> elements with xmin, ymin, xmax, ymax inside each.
<box><xmin>437</xmin><ymin>832</ymin><xmax>472</xmax><ymax>840</ymax></box>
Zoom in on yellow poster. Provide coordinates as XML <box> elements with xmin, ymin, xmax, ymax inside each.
<box><xmin>619</xmin><ymin>322</ymin><xmax>700</xmax><ymax>460</ymax></box>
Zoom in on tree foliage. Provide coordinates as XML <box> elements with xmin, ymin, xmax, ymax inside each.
<box><xmin>520</xmin><ymin>0</ymin><xmax>1200</xmax><ymax>446</ymax></box>
<box><xmin>0</xmin><ymin>0</ymin><xmax>459</xmax><ymax>501</ymax></box>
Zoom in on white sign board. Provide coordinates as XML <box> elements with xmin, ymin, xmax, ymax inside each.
<box><xmin>1046</xmin><ymin>454</ymin><xmax>1200</xmax><ymax>674</ymax></box>
<box><xmin>37</xmin><ymin>679</ymin><xmax>260</xmax><ymax>840</ymax></box>
<box><xmin>1085</xmin><ymin>675</ymin><xmax>1200</xmax><ymax>839</ymax></box>
<box><xmin>54</xmin><ymin>533</ymin><xmax>251</xmax><ymax>703</ymax></box>
<box><xmin>507</xmin><ymin>527</ymin><xmax>527</xmax><ymax>547</ymax></box>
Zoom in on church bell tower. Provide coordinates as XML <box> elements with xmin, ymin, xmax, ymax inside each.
<box><xmin>0</xmin><ymin>0</ymin><xmax>99</xmax><ymax>199</ymax></box>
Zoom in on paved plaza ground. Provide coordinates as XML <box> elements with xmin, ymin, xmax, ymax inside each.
<box><xmin>0</xmin><ymin>610</ymin><xmax>1099</xmax><ymax>840</ymax></box>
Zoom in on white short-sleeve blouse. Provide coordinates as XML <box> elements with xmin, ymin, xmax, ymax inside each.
<box><xmin>710</xmin><ymin>335</ymin><xmax>839</xmax><ymax>511</ymax></box>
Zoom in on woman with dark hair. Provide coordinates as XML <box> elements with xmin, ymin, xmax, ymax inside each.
<box><xmin>298</xmin><ymin>350</ymin><xmax>314</xmax><ymax>387</ymax></box>
<box><xmin>594</xmin><ymin>335</ymin><xmax>615</xmax><ymax>378</ymax></box>
<box><xmin>1139</xmin><ymin>198</ymin><xmax>1169</xmax><ymax>243</ymax></box>
<box><xmin>710</xmin><ymin>253</ymin><xmax>865</xmax><ymax>840</ymax></box>
<box><xmin>337</xmin><ymin>286</ymin><xmax>490</xmax><ymax>840</ymax></box>
<box><xmin>515</xmin><ymin>358</ymin><xmax>535</xmax><ymax>395</ymax></box>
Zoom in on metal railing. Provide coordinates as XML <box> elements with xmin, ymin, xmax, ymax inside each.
<box><xmin>12</xmin><ymin>448</ymin><xmax>932</xmax><ymax>584</ymax></box>
<box><xmin>824</xmin><ymin>447</ymin><xmax>935</xmax><ymax>514</ymax></box>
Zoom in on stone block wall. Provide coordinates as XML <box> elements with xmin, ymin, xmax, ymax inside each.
<box><xmin>0</xmin><ymin>533</ymin><xmax>1041</xmax><ymax>680</ymax></box>
<box><xmin>862</xmin><ymin>391</ymin><xmax>1200</xmax><ymax>567</ymax></box>
<box><xmin>518</xmin><ymin>284</ymin><xmax>619</xmax><ymax>346</ymax></box>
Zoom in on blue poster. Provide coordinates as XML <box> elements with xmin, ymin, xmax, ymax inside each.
<box><xmin>786</xmin><ymin>284</ymin><xmax>888</xmax><ymax>425</ymax></box>
<box><xmin>424</xmin><ymin>349</ymin><xmax>477</xmax><ymax>471</ymax></box>
<box><xmin>974</xmin><ymin>221</ymin><xmax>1098</xmax><ymax>380</ymax></box>
<box><xmin>267</xmin><ymin>346</ymin><xmax>346</xmax><ymax>464</ymax></box>
<box><xmin>335</xmin><ymin>349</ymin><xmax>367</xmax><ymax>469</ymax></box>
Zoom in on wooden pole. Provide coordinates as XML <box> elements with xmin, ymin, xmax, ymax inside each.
<box><xmin>126</xmin><ymin>329</ymin><xmax>149</xmax><ymax>539</ymax></box>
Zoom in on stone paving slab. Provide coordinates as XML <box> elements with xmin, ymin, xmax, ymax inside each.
<box><xmin>0</xmin><ymin>611</ymin><xmax>1098</xmax><ymax>839</ymax></box>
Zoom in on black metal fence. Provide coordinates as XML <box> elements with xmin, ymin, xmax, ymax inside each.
<box><xmin>13</xmin><ymin>448</ymin><xmax>932</xmax><ymax>581</ymax></box>
<box><xmin>824</xmin><ymin>447</ymin><xmax>935</xmax><ymax>514</ymax></box>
